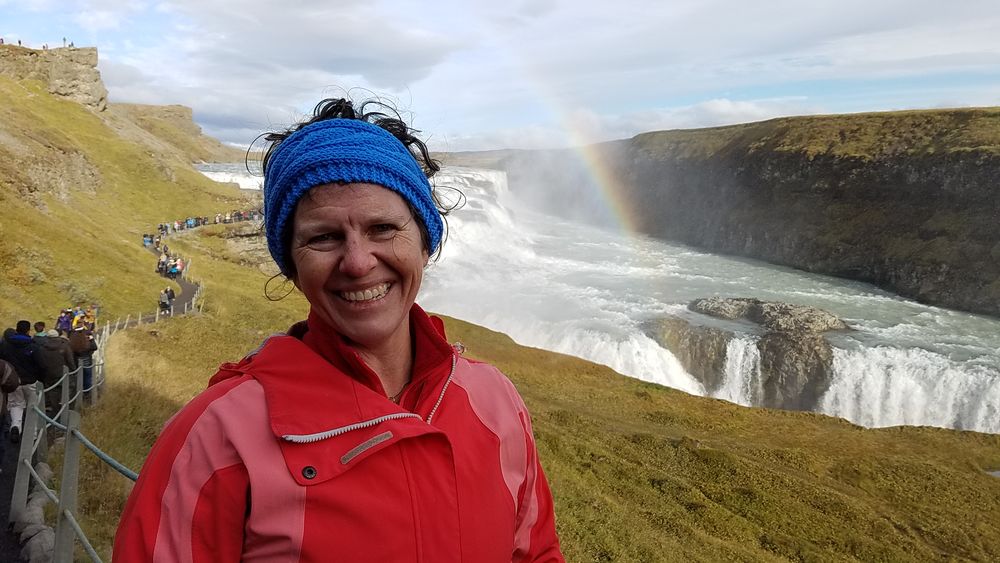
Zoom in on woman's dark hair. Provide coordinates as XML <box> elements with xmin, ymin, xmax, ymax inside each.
<box><xmin>255</xmin><ymin>97</ymin><xmax>459</xmax><ymax>270</ymax></box>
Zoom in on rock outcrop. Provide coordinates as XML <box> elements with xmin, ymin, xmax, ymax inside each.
<box><xmin>0</xmin><ymin>45</ymin><xmax>107</xmax><ymax>110</ymax></box>
<box><xmin>690</xmin><ymin>297</ymin><xmax>848</xmax><ymax>333</ymax></box>
<box><xmin>653</xmin><ymin>298</ymin><xmax>848</xmax><ymax>411</ymax></box>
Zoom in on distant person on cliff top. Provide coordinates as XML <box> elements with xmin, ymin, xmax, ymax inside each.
<box><xmin>114</xmin><ymin>97</ymin><xmax>564</xmax><ymax>562</ymax></box>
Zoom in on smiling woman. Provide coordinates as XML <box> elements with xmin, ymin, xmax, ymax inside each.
<box><xmin>112</xmin><ymin>98</ymin><xmax>564</xmax><ymax>562</ymax></box>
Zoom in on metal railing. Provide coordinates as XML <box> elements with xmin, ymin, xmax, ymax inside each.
<box><xmin>9</xmin><ymin>285</ymin><xmax>203</xmax><ymax>562</ymax></box>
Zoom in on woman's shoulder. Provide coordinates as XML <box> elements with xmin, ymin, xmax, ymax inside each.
<box><xmin>452</xmin><ymin>356</ymin><xmax>528</xmax><ymax>412</ymax></box>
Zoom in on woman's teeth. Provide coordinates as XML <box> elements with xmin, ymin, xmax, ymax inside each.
<box><xmin>341</xmin><ymin>283</ymin><xmax>390</xmax><ymax>302</ymax></box>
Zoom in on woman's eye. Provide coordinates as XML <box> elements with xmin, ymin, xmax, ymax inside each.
<box><xmin>371</xmin><ymin>224</ymin><xmax>397</xmax><ymax>237</ymax></box>
<box><xmin>307</xmin><ymin>233</ymin><xmax>341</xmax><ymax>246</ymax></box>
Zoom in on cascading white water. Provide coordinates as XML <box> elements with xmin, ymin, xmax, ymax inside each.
<box><xmin>713</xmin><ymin>337</ymin><xmax>762</xmax><ymax>407</ymax></box>
<box><xmin>199</xmin><ymin>164</ymin><xmax>1000</xmax><ymax>434</ymax></box>
<box><xmin>819</xmin><ymin>346</ymin><xmax>1000</xmax><ymax>433</ymax></box>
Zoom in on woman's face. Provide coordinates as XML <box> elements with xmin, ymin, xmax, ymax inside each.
<box><xmin>290</xmin><ymin>183</ymin><xmax>429</xmax><ymax>351</ymax></box>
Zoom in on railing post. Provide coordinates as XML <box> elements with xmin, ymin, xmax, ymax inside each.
<box><xmin>75</xmin><ymin>364</ymin><xmax>84</xmax><ymax>413</ymax></box>
<box><xmin>155</xmin><ymin>308</ymin><xmax>160</xmax><ymax>323</ymax></box>
<box><xmin>184</xmin><ymin>302</ymin><xmax>189</xmax><ymax>314</ymax></box>
<box><xmin>137</xmin><ymin>312</ymin><xmax>142</xmax><ymax>326</ymax></box>
<box><xmin>9</xmin><ymin>386</ymin><xmax>40</xmax><ymax>523</ymax></box>
<box><xmin>53</xmin><ymin>410</ymin><xmax>82</xmax><ymax>562</ymax></box>
<box><xmin>170</xmin><ymin>305</ymin><xmax>174</xmax><ymax>317</ymax></box>
<box><xmin>35</xmin><ymin>381</ymin><xmax>48</xmax><ymax>460</ymax></box>
<box><xmin>60</xmin><ymin>366</ymin><xmax>71</xmax><ymax>428</ymax></box>
<box><xmin>124</xmin><ymin>314</ymin><xmax>131</xmax><ymax>328</ymax></box>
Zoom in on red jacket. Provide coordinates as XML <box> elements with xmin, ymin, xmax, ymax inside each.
<box><xmin>113</xmin><ymin>307</ymin><xmax>563</xmax><ymax>562</ymax></box>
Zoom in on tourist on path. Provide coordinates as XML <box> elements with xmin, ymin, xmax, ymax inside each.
<box><xmin>55</xmin><ymin>309</ymin><xmax>73</xmax><ymax>335</ymax></box>
<box><xmin>114</xmin><ymin>97</ymin><xmax>563</xmax><ymax>562</ymax></box>
<box><xmin>35</xmin><ymin>329</ymin><xmax>76</xmax><ymax>416</ymax></box>
<box><xmin>68</xmin><ymin>327</ymin><xmax>97</xmax><ymax>399</ymax></box>
<box><xmin>1</xmin><ymin>321</ymin><xmax>44</xmax><ymax>443</ymax></box>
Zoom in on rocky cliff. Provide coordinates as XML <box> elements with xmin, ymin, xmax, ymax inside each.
<box><xmin>448</xmin><ymin>109</ymin><xmax>1000</xmax><ymax>317</ymax></box>
<box><xmin>0</xmin><ymin>45</ymin><xmax>107</xmax><ymax>110</ymax></box>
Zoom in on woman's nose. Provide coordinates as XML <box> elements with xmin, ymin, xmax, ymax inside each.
<box><xmin>339</xmin><ymin>237</ymin><xmax>377</xmax><ymax>277</ymax></box>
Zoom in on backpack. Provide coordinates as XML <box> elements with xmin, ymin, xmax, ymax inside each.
<box><xmin>0</xmin><ymin>358</ymin><xmax>20</xmax><ymax>393</ymax></box>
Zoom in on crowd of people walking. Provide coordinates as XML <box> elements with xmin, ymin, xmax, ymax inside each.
<box><xmin>143</xmin><ymin>208</ymin><xmax>259</xmax><ymax>305</ymax></box>
<box><xmin>0</xmin><ymin>308</ymin><xmax>100</xmax><ymax>460</ymax></box>
<box><xmin>0</xmin><ymin>208</ymin><xmax>260</xmax><ymax>458</ymax></box>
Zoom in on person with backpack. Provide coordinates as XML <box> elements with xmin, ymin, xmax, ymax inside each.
<box><xmin>69</xmin><ymin>327</ymin><xmax>98</xmax><ymax>400</ymax></box>
<box><xmin>1</xmin><ymin>321</ymin><xmax>44</xmax><ymax>443</ymax></box>
<box><xmin>35</xmin><ymin>329</ymin><xmax>76</xmax><ymax>416</ymax></box>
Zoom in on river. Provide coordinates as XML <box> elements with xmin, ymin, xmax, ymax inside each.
<box><xmin>198</xmin><ymin>164</ymin><xmax>1000</xmax><ymax>434</ymax></box>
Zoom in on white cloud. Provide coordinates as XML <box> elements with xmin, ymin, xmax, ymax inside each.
<box><xmin>9</xmin><ymin>0</ymin><xmax>992</xmax><ymax>150</ymax></box>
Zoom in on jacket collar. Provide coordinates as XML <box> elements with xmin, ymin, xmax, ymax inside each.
<box><xmin>241</xmin><ymin>304</ymin><xmax>455</xmax><ymax>440</ymax></box>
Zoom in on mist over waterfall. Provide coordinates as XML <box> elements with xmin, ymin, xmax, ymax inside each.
<box><xmin>200</xmin><ymin>165</ymin><xmax>1000</xmax><ymax>435</ymax></box>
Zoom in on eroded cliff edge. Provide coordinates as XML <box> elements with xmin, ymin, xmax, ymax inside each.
<box><xmin>446</xmin><ymin>109</ymin><xmax>1000</xmax><ymax>317</ymax></box>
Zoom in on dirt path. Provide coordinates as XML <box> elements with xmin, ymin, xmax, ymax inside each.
<box><xmin>0</xmin><ymin>437</ymin><xmax>25</xmax><ymax>562</ymax></box>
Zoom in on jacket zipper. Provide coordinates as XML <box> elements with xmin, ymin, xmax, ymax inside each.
<box><xmin>281</xmin><ymin>354</ymin><xmax>457</xmax><ymax>444</ymax></box>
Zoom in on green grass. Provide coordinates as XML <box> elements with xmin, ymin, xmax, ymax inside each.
<box><xmin>630</xmin><ymin>107</ymin><xmax>1000</xmax><ymax>161</ymax></box>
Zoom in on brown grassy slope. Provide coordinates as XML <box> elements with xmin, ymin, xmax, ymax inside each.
<box><xmin>70</xmin><ymin>225</ymin><xmax>1000</xmax><ymax>563</ymax></box>
<box><xmin>0</xmin><ymin>76</ymin><xmax>252</xmax><ymax>323</ymax></box>
<box><xmin>110</xmin><ymin>103</ymin><xmax>245</xmax><ymax>163</ymax></box>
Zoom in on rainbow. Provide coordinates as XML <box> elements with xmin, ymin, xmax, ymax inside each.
<box><xmin>526</xmin><ymin>74</ymin><xmax>641</xmax><ymax>235</ymax></box>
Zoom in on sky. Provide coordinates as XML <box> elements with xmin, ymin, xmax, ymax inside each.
<box><xmin>3</xmin><ymin>0</ymin><xmax>1000</xmax><ymax>152</ymax></box>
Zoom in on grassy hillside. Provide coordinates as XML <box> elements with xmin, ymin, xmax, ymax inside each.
<box><xmin>630</xmin><ymin>107</ymin><xmax>1000</xmax><ymax>161</ymax></box>
<box><xmin>0</xmin><ymin>76</ymin><xmax>252</xmax><ymax>324</ymax></box>
<box><xmin>62</xmin><ymin>224</ymin><xmax>1000</xmax><ymax>562</ymax></box>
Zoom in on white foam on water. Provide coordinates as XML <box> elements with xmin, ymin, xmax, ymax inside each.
<box><xmin>819</xmin><ymin>347</ymin><xmax>1000</xmax><ymax>433</ymax></box>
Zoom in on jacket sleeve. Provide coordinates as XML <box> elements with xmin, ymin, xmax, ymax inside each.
<box><xmin>113</xmin><ymin>382</ymin><xmax>249</xmax><ymax>563</ymax></box>
<box><xmin>513</xmin><ymin>406</ymin><xmax>564</xmax><ymax>563</ymax></box>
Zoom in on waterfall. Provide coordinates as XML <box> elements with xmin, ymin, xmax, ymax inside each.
<box><xmin>713</xmin><ymin>336</ymin><xmax>762</xmax><ymax>406</ymax></box>
<box><xmin>819</xmin><ymin>347</ymin><xmax>1000</xmax><ymax>433</ymax></box>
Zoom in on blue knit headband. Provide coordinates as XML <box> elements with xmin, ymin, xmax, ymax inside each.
<box><xmin>263</xmin><ymin>118</ymin><xmax>443</xmax><ymax>275</ymax></box>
